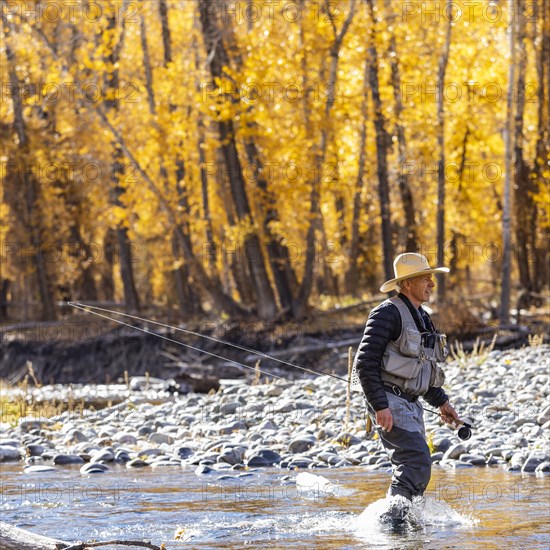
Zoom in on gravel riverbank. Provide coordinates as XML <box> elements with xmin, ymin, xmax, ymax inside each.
<box><xmin>1</xmin><ymin>345</ymin><xmax>548</xmax><ymax>476</ymax></box>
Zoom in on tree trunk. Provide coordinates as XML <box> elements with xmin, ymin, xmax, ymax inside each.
<box><xmin>69</xmin><ymin>225</ymin><xmax>98</xmax><ymax>301</ymax></box>
<box><xmin>366</xmin><ymin>0</ymin><xmax>393</xmax><ymax>285</ymax></box>
<box><xmin>385</xmin><ymin>0</ymin><xmax>418</xmax><ymax>252</ymax></box>
<box><xmin>436</xmin><ymin>0</ymin><xmax>453</xmax><ymax>302</ymax></box>
<box><xmin>243</xmin><ymin>139</ymin><xmax>298</xmax><ymax>312</ymax></box>
<box><xmin>293</xmin><ymin>0</ymin><xmax>356</xmax><ymax>316</ymax></box>
<box><xmin>198</xmin><ymin>0</ymin><xmax>278</xmax><ymax>320</ymax></box>
<box><xmin>0</xmin><ymin>521</ymin><xmax>67</xmax><ymax>549</ymax></box>
<box><xmin>0</xmin><ymin>279</ymin><xmax>10</xmax><ymax>320</ymax></box>
<box><xmin>197</xmin><ymin>1</ymin><xmax>297</xmax><ymax>315</ymax></box>
<box><xmin>29</xmin><ymin>15</ymin><xmax>246</xmax><ymax>318</ymax></box>
<box><xmin>99</xmin><ymin>228</ymin><xmax>116</xmax><ymax>301</ymax></box>
<box><xmin>1</xmin><ymin>12</ymin><xmax>57</xmax><ymax>320</ymax></box>
<box><xmin>104</xmin><ymin>12</ymin><xmax>140</xmax><ymax>313</ymax></box>
<box><xmin>500</xmin><ymin>0</ymin><xmax>517</xmax><ymax>324</ymax></box>
<box><xmin>345</xmin><ymin>50</ymin><xmax>369</xmax><ymax>295</ymax></box>
<box><xmin>532</xmin><ymin>0</ymin><xmax>550</xmax><ymax>291</ymax></box>
<box><xmin>142</xmin><ymin>4</ymin><xmax>202</xmax><ymax>315</ymax></box>
<box><xmin>513</xmin><ymin>0</ymin><xmax>534</xmax><ymax>292</ymax></box>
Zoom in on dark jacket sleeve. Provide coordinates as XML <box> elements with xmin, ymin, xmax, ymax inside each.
<box><xmin>423</xmin><ymin>386</ymin><xmax>448</xmax><ymax>408</ymax></box>
<box><xmin>354</xmin><ymin>302</ymin><xmax>401</xmax><ymax>411</ymax></box>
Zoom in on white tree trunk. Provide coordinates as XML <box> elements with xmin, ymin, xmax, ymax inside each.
<box><xmin>500</xmin><ymin>0</ymin><xmax>516</xmax><ymax>324</ymax></box>
<box><xmin>0</xmin><ymin>522</ymin><xmax>69</xmax><ymax>549</ymax></box>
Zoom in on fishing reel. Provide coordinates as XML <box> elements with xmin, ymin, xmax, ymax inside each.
<box><xmin>457</xmin><ymin>422</ymin><xmax>473</xmax><ymax>440</ymax></box>
<box><xmin>424</xmin><ymin>406</ymin><xmax>474</xmax><ymax>440</ymax></box>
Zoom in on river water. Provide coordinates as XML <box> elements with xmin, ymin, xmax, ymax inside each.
<box><xmin>0</xmin><ymin>463</ymin><xmax>548</xmax><ymax>549</ymax></box>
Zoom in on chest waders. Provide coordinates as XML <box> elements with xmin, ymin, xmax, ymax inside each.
<box><xmin>374</xmin><ymin>297</ymin><xmax>449</xmax><ymax>501</ymax></box>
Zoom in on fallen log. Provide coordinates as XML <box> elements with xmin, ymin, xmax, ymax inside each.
<box><xmin>0</xmin><ymin>522</ymin><xmax>68</xmax><ymax>549</ymax></box>
<box><xmin>0</xmin><ymin>522</ymin><xmax>162</xmax><ymax>550</ymax></box>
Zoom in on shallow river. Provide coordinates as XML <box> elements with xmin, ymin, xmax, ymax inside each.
<box><xmin>0</xmin><ymin>463</ymin><xmax>548</xmax><ymax>549</ymax></box>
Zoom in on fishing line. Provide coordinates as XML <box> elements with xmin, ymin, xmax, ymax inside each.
<box><xmin>67</xmin><ymin>302</ymin><xmax>285</xmax><ymax>381</ymax></box>
<box><xmin>67</xmin><ymin>302</ymin><xmax>349</xmax><ymax>383</ymax></box>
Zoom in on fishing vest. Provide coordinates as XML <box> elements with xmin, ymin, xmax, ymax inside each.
<box><xmin>380</xmin><ymin>297</ymin><xmax>447</xmax><ymax>396</ymax></box>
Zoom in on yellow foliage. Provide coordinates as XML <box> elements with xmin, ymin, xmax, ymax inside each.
<box><xmin>0</xmin><ymin>0</ymin><xmax>547</xmax><ymax>314</ymax></box>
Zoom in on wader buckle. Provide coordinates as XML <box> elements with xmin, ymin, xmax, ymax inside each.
<box><xmin>391</xmin><ymin>385</ymin><xmax>402</xmax><ymax>396</ymax></box>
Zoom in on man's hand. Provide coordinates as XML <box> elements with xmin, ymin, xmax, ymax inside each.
<box><xmin>439</xmin><ymin>401</ymin><xmax>461</xmax><ymax>426</ymax></box>
<box><xmin>376</xmin><ymin>408</ymin><xmax>393</xmax><ymax>432</ymax></box>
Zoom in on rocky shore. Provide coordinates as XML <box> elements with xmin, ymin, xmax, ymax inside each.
<box><xmin>0</xmin><ymin>345</ymin><xmax>548</xmax><ymax>477</ymax></box>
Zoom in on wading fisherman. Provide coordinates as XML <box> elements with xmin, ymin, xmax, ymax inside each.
<box><xmin>354</xmin><ymin>253</ymin><xmax>461</xmax><ymax>524</ymax></box>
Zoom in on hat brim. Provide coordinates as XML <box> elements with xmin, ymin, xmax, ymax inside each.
<box><xmin>380</xmin><ymin>267</ymin><xmax>450</xmax><ymax>293</ymax></box>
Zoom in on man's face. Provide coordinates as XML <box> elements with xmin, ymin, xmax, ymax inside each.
<box><xmin>402</xmin><ymin>274</ymin><xmax>435</xmax><ymax>306</ymax></box>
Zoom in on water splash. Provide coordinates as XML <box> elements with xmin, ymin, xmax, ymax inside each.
<box><xmin>295</xmin><ymin>472</ymin><xmax>340</xmax><ymax>499</ymax></box>
<box><xmin>353</xmin><ymin>494</ymin><xmax>477</xmax><ymax>535</ymax></box>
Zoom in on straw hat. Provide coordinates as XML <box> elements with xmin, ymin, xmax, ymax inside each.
<box><xmin>380</xmin><ymin>253</ymin><xmax>449</xmax><ymax>293</ymax></box>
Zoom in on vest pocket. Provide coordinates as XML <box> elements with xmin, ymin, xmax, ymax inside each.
<box><xmin>399</xmin><ymin>326</ymin><xmax>422</xmax><ymax>357</ymax></box>
<box><xmin>402</xmin><ymin>360</ymin><xmax>431</xmax><ymax>395</ymax></box>
<box><xmin>383</xmin><ymin>353</ymin><xmax>422</xmax><ymax>380</ymax></box>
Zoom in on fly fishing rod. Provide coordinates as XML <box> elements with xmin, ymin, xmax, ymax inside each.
<box><xmin>68</xmin><ymin>302</ymin><xmax>473</xmax><ymax>438</ymax></box>
<box><xmin>67</xmin><ymin>302</ymin><xmax>348</xmax><ymax>383</ymax></box>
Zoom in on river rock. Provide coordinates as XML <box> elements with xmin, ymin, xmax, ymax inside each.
<box><xmin>19</xmin><ymin>420</ymin><xmax>44</xmax><ymax>432</ymax></box>
<box><xmin>90</xmin><ymin>449</ymin><xmax>115</xmax><ymax>463</ymax></box>
<box><xmin>257</xmin><ymin>420</ymin><xmax>278</xmax><ymax>432</ymax></box>
<box><xmin>536</xmin><ymin>405</ymin><xmax>550</xmax><ymax>426</ymax></box>
<box><xmin>459</xmin><ymin>454</ymin><xmax>487</xmax><ymax>466</ymax></box>
<box><xmin>288</xmin><ymin>457</ymin><xmax>315</xmax><ymax>469</ymax></box>
<box><xmin>176</xmin><ymin>447</ymin><xmax>194</xmax><ymax>459</ymax></box>
<box><xmin>0</xmin><ymin>439</ymin><xmax>21</xmax><ymax>447</ymax></box>
<box><xmin>26</xmin><ymin>444</ymin><xmax>46</xmax><ymax>457</ymax></box>
<box><xmin>63</xmin><ymin>429</ymin><xmax>88</xmax><ymax>444</ymax></box>
<box><xmin>443</xmin><ymin>444</ymin><xmax>467</xmax><ymax>460</ymax></box>
<box><xmin>218</xmin><ymin>449</ymin><xmax>243</xmax><ymax>465</ymax></box>
<box><xmin>255</xmin><ymin>449</ymin><xmax>281</xmax><ymax>464</ymax></box>
<box><xmin>115</xmin><ymin>450</ymin><xmax>131</xmax><ymax>462</ymax></box>
<box><xmin>521</xmin><ymin>452</ymin><xmax>548</xmax><ymax>473</ymax></box>
<box><xmin>510</xmin><ymin>452</ymin><xmax>528</xmax><ymax>468</ymax></box>
<box><xmin>114</xmin><ymin>432</ymin><xmax>137</xmax><ymax>445</ymax></box>
<box><xmin>289</xmin><ymin>437</ymin><xmax>315</xmax><ymax>454</ymax></box>
<box><xmin>149</xmin><ymin>432</ymin><xmax>174</xmax><ymax>445</ymax></box>
<box><xmin>81</xmin><ymin>462</ymin><xmax>109</xmax><ymax>474</ymax></box>
<box><xmin>126</xmin><ymin>458</ymin><xmax>149</xmax><ymax>468</ymax></box>
<box><xmin>0</xmin><ymin>446</ymin><xmax>21</xmax><ymax>462</ymax></box>
<box><xmin>535</xmin><ymin>461</ymin><xmax>550</xmax><ymax>473</ymax></box>
<box><xmin>317</xmin><ymin>428</ymin><xmax>335</xmax><ymax>440</ymax></box>
<box><xmin>246</xmin><ymin>455</ymin><xmax>269</xmax><ymax>467</ymax></box>
<box><xmin>53</xmin><ymin>453</ymin><xmax>84</xmax><ymax>465</ymax></box>
<box><xmin>24</xmin><ymin>465</ymin><xmax>57</xmax><ymax>473</ymax></box>
<box><xmin>219</xmin><ymin>421</ymin><xmax>247</xmax><ymax>434</ymax></box>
